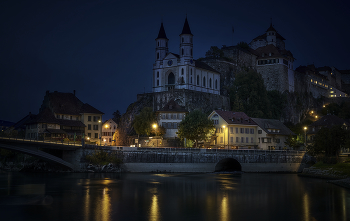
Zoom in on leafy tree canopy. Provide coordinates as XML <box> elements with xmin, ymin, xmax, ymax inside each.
<box><xmin>236</xmin><ymin>41</ymin><xmax>249</xmax><ymax>50</ymax></box>
<box><xmin>229</xmin><ymin>69</ymin><xmax>270</xmax><ymax>118</ymax></box>
<box><xmin>113</xmin><ymin>110</ymin><xmax>121</xmax><ymax>124</ymax></box>
<box><xmin>205</xmin><ymin>46</ymin><xmax>224</xmax><ymax>59</ymax></box>
<box><xmin>177</xmin><ymin>110</ymin><xmax>215</xmax><ymax>147</ymax></box>
<box><xmin>133</xmin><ymin>107</ymin><xmax>156</xmax><ymax>136</ymax></box>
<box><xmin>308</xmin><ymin>125</ymin><xmax>349</xmax><ymax>159</ymax></box>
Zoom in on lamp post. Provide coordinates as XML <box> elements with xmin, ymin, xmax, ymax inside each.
<box><xmin>304</xmin><ymin>127</ymin><xmax>307</xmax><ymax>147</ymax></box>
<box><xmin>222</xmin><ymin>125</ymin><xmax>226</xmax><ymax>149</ymax></box>
<box><xmin>153</xmin><ymin>124</ymin><xmax>158</xmax><ymax>147</ymax></box>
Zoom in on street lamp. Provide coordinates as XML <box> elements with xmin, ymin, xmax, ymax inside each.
<box><xmin>222</xmin><ymin>125</ymin><xmax>226</xmax><ymax>149</ymax></box>
<box><xmin>303</xmin><ymin>127</ymin><xmax>307</xmax><ymax>147</ymax></box>
<box><xmin>153</xmin><ymin>124</ymin><xmax>158</xmax><ymax>147</ymax></box>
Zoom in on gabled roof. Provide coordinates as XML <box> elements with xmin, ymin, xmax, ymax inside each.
<box><xmin>164</xmin><ymin>52</ymin><xmax>180</xmax><ymax>59</ymax></box>
<box><xmin>211</xmin><ymin>110</ymin><xmax>257</xmax><ymax>125</ymax></box>
<box><xmin>254</xmin><ymin>44</ymin><xmax>293</xmax><ymax>59</ymax></box>
<box><xmin>195</xmin><ymin>60</ymin><xmax>220</xmax><ymax>74</ymax></box>
<box><xmin>251</xmin><ymin>118</ymin><xmax>295</xmax><ymax>135</ymax></box>
<box><xmin>180</xmin><ymin>17</ymin><xmax>193</xmax><ymax>35</ymax></box>
<box><xmin>41</xmin><ymin>91</ymin><xmax>103</xmax><ymax>115</ymax></box>
<box><xmin>12</xmin><ymin>113</ymin><xmax>37</xmax><ymax>130</ymax></box>
<box><xmin>80</xmin><ymin>103</ymin><xmax>104</xmax><ymax>114</ymax></box>
<box><xmin>156</xmin><ymin>22</ymin><xmax>168</xmax><ymax>39</ymax></box>
<box><xmin>157</xmin><ymin>99</ymin><xmax>187</xmax><ymax>113</ymax></box>
<box><xmin>266</xmin><ymin>23</ymin><xmax>277</xmax><ymax>32</ymax></box>
<box><xmin>28</xmin><ymin>108</ymin><xmax>59</xmax><ymax>124</ymax></box>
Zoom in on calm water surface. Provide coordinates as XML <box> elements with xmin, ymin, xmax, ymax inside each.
<box><xmin>0</xmin><ymin>172</ymin><xmax>349</xmax><ymax>221</ymax></box>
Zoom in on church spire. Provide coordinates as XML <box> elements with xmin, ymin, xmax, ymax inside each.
<box><xmin>157</xmin><ymin>22</ymin><xmax>168</xmax><ymax>39</ymax></box>
<box><xmin>180</xmin><ymin>17</ymin><xmax>193</xmax><ymax>36</ymax></box>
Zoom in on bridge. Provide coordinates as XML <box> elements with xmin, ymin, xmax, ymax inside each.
<box><xmin>0</xmin><ymin>137</ymin><xmax>80</xmax><ymax>170</ymax></box>
<box><xmin>0</xmin><ymin>138</ymin><xmax>317</xmax><ymax>172</ymax></box>
<box><xmin>121</xmin><ymin>148</ymin><xmax>314</xmax><ymax>173</ymax></box>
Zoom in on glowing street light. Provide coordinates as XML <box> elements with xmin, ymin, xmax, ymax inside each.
<box><xmin>303</xmin><ymin>127</ymin><xmax>307</xmax><ymax>147</ymax></box>
<box><xmin>153</xmin><ymin>124</ymin><xmax>158</xmax><ymax>147</ymax></box>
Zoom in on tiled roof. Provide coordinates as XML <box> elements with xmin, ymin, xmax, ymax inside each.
<box><xmin>158</xmin><ymin>99</ymin><xmax>187</xmax><ymax>112</ymax></box>
<box><xmin>214</xmin><ymin>110</ymin><xmax>257</xmax><ymax>125</ymax></box>
<box><xmin>195</xmin><ymin>60</ymin><xmax>220</xmax><ymax>73</ymax></box>
<box><xmin>254</xmin><ymin>44</ymin><xmax>293</xmax><ymax>59</ymax></box>
<box><xmin>252</xmin><ymin>32</ymin><xmax>285</xmax><ymax>41</ymax></box>
<box><xmin>180</xmin><ymin>17</ymin><xmax>192</xmax><ymax>35</ymax></box>
<box><xmin>295</xmin><ymin>65</ymin><xmax>329</xmax><ymax>80</ymax></box>
<box><xmin>12</xmin><ymin>113</ymin><xmax>37</xmax><ymax>129</ymax></box>
<box><xmin>80</xmin><ymin>103</ymin><xmax>104</xmax><ymax>114</ymax></box>
<box><xmin>27</xmin><ymin>108</ymin><xmax>58</xmax><ymax>124</ymax></box>
<box><xmin>251</xmin><ymin>118</ymin><xmax>295</xmax><ymax>135</ymax></box>
<box><xmin>157</xmin><ymin>22</ymin><xmax>168</xmax><ymax>39</ymax></box>
<box><xmin>57</xmin><ymin>119</ymin><xmax>86</xmax><ymax>127</ymax></box>
<box><xmin>41</xmin><ymin>91</ymin><xmax>103</xmax><ymax>115</ymax></box>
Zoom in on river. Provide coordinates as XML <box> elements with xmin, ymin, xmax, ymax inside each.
<box><xmin>0</xmin><ymin>172</ymin><xmax>349</xmax><ymax>221</ymax></box>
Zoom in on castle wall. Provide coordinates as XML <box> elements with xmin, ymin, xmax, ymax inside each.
<box><xmin>142</xmin><ymin>89</ymin><xmax>230</xmax><ymax>113</ymax></box>
<box><xmin>256</xmin><ymin>64</ymin><xmax>289</xmax><ymax>92</ymax></box>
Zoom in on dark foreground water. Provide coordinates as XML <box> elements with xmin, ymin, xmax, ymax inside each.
<box><xmin>0</xmin><ymin>172</ymin><xmax>349</xmax><ymax>221</ymax></box>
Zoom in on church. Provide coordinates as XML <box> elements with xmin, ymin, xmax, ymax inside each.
<box><xmin>153</xmin><ymin>18</ymin><xmax>221</xmax><ymax>95</ymax></box>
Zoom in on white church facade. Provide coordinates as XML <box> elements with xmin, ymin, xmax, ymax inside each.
<box><xmin>153</xmin><ymin>18</ymin><xmax>221</xmax><ymax>95</ymax></box>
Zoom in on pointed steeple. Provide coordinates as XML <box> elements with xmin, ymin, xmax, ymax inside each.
<box><xmin>157</xmin><ymin>22</ymin><xmax>168</xmax><ymax>39</ymax></box>
<box><xmin>266</xmin><ymin>22</ymin><xmax>276</xmax><ymax>32</ymax></box>
<box><xmin>180</xmin><ymin>17</ymin><xmax>193</xmax><ymax>35</ymax></box>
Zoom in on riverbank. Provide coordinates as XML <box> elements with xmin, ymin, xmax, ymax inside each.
<box><xmin>299</xmin><ymin>163</ymin><xmax>350</xmax><ymax>189</ymax></box>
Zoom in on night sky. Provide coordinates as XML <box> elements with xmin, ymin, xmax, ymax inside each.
<box><xmin>1</xmin><ymin>0</ymin><xmax>349</xmax><ymax>123</ymax></box>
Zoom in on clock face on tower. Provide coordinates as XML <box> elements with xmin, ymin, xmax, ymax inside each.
<box><xmin>168</xmin><ymin>60</ymin><xmax>173</xmax><ymax>66</ymax></box>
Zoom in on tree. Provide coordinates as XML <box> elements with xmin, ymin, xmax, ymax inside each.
<box><xmin>229</xmin><ymin>69</ymin><xmax>270</xmax><ymax>118</ymax></box>
<box><xmin>205</xmin><ymin>46</ymin><xmax>224</xmax><ymax>59</ymax></box>
<box><xmin>177</xmin><ymin>110</ymin><xmax>215</xmax><ymax>148</ymax></box>
<box><xmin>309</xmin><ymin>125</ymin><xmax>348</xmax><ymax>163</ymax></box>
<box><xmin>284</xmin><ymin>133</ymin><xmax>301</xmax><ymax>150</ymax></box>
<box><xmin>112</xmin><ymin>110</ymin><xmax>121</xmax><ymax>124</ymax></box>
<box><xmin>133</xmin><ymin>107</ymin><xmax>156</xmax><ymax>136</ymax></box>
<box><xmin>236</xmin><ymin>41</ymin><xmax>249</xmax><ymax>50</ymax></box>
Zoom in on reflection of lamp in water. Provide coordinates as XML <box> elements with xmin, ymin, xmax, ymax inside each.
<box><xmin>221</xmin><ymin>195</ymin><xmax>229</xmax><ymax>221</ymax></box>
<box><xmin>150</xmin><ymin>194</ymin><xmax>159</xmax><ymax>221</ymax></box>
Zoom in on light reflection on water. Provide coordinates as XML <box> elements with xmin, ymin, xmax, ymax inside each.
<box><xmin>0</xmin><ymin>173</ymin><xmax>349</xmax><ymax>221</ymax></box>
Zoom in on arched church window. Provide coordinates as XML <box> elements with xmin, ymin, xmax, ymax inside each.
<box><xmin>181</xmin><ymin>77</ymin><xmax>184</xmax><ymax>84</ymax></box>
<box><xmin>182</xmin><ymin>37</ymin><xmax>184</xmax><ymax>43</ymax></box>
<box><xmin>157</xmin><ymin>72</ymin><xmax>159</xmax><ymax>78</ymax></box>
<box><xmin>203</xmin><ymin>77</ymin><xmax>206</xmax><ymax>87</ymax></box>
<box><xmin>168</xmin><ymin>73</ymin><xmax>175</xmax><ymax>85</ymax></box>
<box><xmin>190</xmin><ymin>77</ymin><xmax>192</xmax><ymax>84</ymax></box>
<box><xmin>182</xmin><ymin>48</ymin><xmax>184</xmax><ymax>56</ymax></box>
<box><xmin>157</xmin><ymin>80</ymin><xmax>159</xmax><ymax>86</ymax></box>
<box><xmin>215</xmin><ymin>79</ymin><xmax>218</xmax><ymax>89</ymax></box>
<box><xmin>197</xmin><ymin>75</ymin><xmax>200</xmax><ymax>86</ymax></box>
<box><xmin>157</xmin><ymin>53</ymin><xmax>159</xmax><ymax>59</ymax></box>
<box><xmin>158</xmin><ymin>41</ymin><xmax>159</xmax><ymax>46</ymax></box>
<box><xmin>181</xmin><ymin>68</ymin><xmax>184</xmax><ymax>75</ymax></box>
<box><xmin>209</xmin><ymin>78</ymin><xmax>212</xmax><ymax>88</ymax></box>
<box><xmin>190</xmin><ymin>69</ymin><xmax>192</xmax><ymax>75</ymax></box>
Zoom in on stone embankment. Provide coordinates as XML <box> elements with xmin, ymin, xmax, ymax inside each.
<box><xmin>300</xmin><ymin>167</ymin><xmax>350</xmax><ymax>189</ymax></box>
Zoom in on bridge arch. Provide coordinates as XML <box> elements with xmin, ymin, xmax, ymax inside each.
<box><xmin>215</xmin><ymin>158</ymin><xmax>242</xmax><ymax>172</ymax></box>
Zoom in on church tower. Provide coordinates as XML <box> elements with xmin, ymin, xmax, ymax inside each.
<box><xmin>179</xmin><ymin>17</ymin><xmax>193</xmax><ymax>63</ymax></box>
<box><xmin>266</xmin><ymin>23</ymin><xmax>277</xmax><ymax>47</ymax></box>
<box><xmin>155</xmin><ymin>22</ymin><xmax>169</xmax><ymax>63</ymax></box>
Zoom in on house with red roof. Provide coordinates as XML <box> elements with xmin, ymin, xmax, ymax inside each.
<box><xmin>208</xmin><ymin>110</ymin><xmax>294</xmax><ymax>150</ymax></box>
<box><xmin>25</xmin><ymin>90</ymin><xmax>103</xmax><ymax>143</ymax></box>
